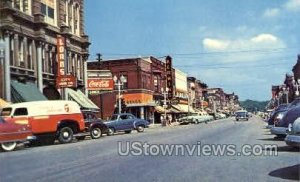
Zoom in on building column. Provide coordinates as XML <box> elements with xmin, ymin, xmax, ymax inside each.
<box><xmin>36</xmin><ymin>41</ymin><xmax>43</xmax><ymax>92</ymax></box>
<box><xmin>4</xmin><ymin>32</ymin><xmax>11</xmax><ymax>101</ymax></box>
<box><xmin>140</xmin><ymin>106</ymin><xmax>145</xmax><ymax>119</ymax></box>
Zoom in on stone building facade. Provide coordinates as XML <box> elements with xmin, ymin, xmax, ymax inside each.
<box><xmin>0</xmin><ymin>0</ymin><xmax>89</xmax><ymax>102</ymax></box>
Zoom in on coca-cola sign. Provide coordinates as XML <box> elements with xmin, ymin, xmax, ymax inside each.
<box><xmin>87</xmin><ymin>79</ymin><xmax>113</xmax><ymax>90</ymax></box>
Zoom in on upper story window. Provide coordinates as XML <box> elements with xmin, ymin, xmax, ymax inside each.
<box><xmin>40</xmin><ymin>0</ymin><xmax>57</xmax><ymax>26</ymax></box>
<box><xmin>64</xmin><ymin>0</ymin><xmax>80</xmax><ymax>36</ymax></box>
<box><xmin>12</xmin><ymin>0</ymin><xmax>32</xmax><ymax>15</ymax></box>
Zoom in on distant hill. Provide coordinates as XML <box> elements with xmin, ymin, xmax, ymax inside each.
<box><xmin>240</xmin><ymin>100</ymin><xmax>269</xmax><ymax>112</ymax></box>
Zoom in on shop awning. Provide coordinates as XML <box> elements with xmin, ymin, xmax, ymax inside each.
<box><xmin>66</xmin><ymin>88</ymin><xmax>99</xmax><ymax>110</ymax></box>
<box><xmin>0</xmin><ymin>98</ymin><xmax>9</xmax><ymax>108</ymax></box>
<box><xmin>126</xmin><ymin>103</ymin><xmax>156</xmax><ymax>107</ymax></box>
<box><xmin>172</xmin><ymin>104</ymin><xmax>196</xmax><ymax>113</ymax></box>
<box><xmin>11</xmin><ymin>80</ymin><xmax>47</xmax><ymax>103</ymax></box>
<box><xmin>155</xmin><ymin>106</ymin><xmax>166</xmax><ymax>113</ymax></box>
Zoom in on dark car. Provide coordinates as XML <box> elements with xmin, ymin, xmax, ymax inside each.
<box><xmin>76</xmin><ymin>112</ymin><xmax>108</xmax><ymax>140</ymax></box>
<box><xmin>105</xmin><ymin>113</ymin><xmax>149</xmax><ymax>135</ymax></box>
<box><xmin>235</xmin><ymin>111</ymin><xmax>249</xmax><ymax>121</ymax></box>
<box><xmin>0</xmin><ymin>116</ymin><xmax>35</xmax><ymax>151</ymax></box>
<box><xmin>267</xmin><ymin>104</ymin><xmax>289</xmax><ymax>127</ymax></box>
<box><xmin>271</xmin><ymin>105</ymin><xmax>300</xmax><ymax>137</ymax></box>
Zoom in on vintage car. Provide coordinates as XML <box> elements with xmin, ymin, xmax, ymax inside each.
<box><xmin>105</xmin><ymin>113</ymin><xmax>149</xmax><ymax>135</ymax></box>
<box><xmin>235</xmin><ymin>110</ymin><xmax>249</xmax><ymax>121</ymax></box>
<box><xmin>285</xmin><ymin>117</ymin><xmax>300</xmax><ymax>147</ymax></box>
<box><xmin>178</xmin><ymin>112</ymin><xmax>214</xmax><ymax>124</ymax></box>
<box><xmin>271</xmin><ymin>105</ymin><xmax>300</xmax><ymax>137</ymax></box>
<box><xmin>215</xmin><ymin>113</ymin><xmax>226</xmax><ymax>119</ymax></box>
<box><xmin>76</xmin><ymin>111</ymin><xmax>108</xmax><ymax>140</ymax></box>
<box><xmin>1</xmin><ymin>101</ymin><xmax>85</xmax><ymax>145</ymax></box>
<box><xmin>0</xmin><ymin>116</ymin><xmax>35</xmax><ymax>151</ymax></box>
<box><xmin>266</xmin><ymin>104</ymin><xmax>289</xmax><ymax>128</ymax></box>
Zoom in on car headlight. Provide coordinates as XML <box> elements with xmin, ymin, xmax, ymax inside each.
<box><xmin>288</xmin><ymin>123</ymin><xmax>293</xmax><ymax>133</ymax></box>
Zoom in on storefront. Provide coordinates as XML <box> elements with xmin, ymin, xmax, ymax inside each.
<box><xmin>123</xmin><ymin>93</ymin><xmax>155</xmax><ymax>122</ymax></box>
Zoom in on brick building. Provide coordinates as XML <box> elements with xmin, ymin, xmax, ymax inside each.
<box><xmin>0</xmin><ymin>0</ymin><xmax>90</xmax><ymax>103</ymax></box>
<box><xmin>87</xmin><ymin>56</ymin><xmax>168</xmax><ymax>122</ymax></box>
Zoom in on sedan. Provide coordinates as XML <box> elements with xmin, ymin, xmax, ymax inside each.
<box><xmin>0</xmin><ymin>116</ymin><xmax>35</xmax><ymax>151</ymax></box>
<box><xmin>105</xmin><ymin>113</ymin><xmax>149</xmax><ymax>135</ymax></box>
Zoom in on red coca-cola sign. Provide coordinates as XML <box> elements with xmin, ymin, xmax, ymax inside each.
<box><xmin>87</xmin><ymin>79</ymin><xmax>113</xmax><ymax>90</ymax></box>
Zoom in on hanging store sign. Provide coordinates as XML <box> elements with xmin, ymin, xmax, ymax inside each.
<box><xmin>56</xmin><ymin>75</ymin><xmax>77</xmax><ymax>88</ymax></box>
<box><xmin>165</xmin><ymin>56</ymin><xmax>173</xmax><ymax>100</ymax></box>
<box><xmin>56</xmin><ymin>35</ymin><xmax>65</xmax><ymax>77</ymax></box>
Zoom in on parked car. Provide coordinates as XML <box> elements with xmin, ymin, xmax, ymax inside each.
<box><xmin>235</xmin><ymin>110</ymin><xmax>249</xmax><ymax>121</ymax></box>
<box><xmin>285</xmin><ymin>117</ymin><xmax>300</xmax><ymax>147</ymax></box>
<box><xmin>76</xmin><ymin>111</ymin><xmax>108</xmax><ymax>140</ymax></box>
<box><xmin>1</xmin><ymin>101</ymin><xmax>85</xmax><ymax>145</ymax></box>
<box><xmin>267</xmin><ymin>104</ymin><xmax>289</xmax><ymax>128</ymax></box>
<box><xmin>215</xmin><ymin>113</ymin><xmax>226</xmax><ymax>119</ymax></box>
<box><xmin>0</xmin><ymin>116</ymin><xmax>35</xmax><ymax>151</ymax></box>
<box><xmin>271</xmin><ymin>105</ymin><xmax>300</xmax><ymax>137</ymax></box>
<box><xmin>105</xmin><ymin>113</ymin><xmax>149</xmax><ymax>135</ymax></box>
<box><xmin>178</xmin><ymin>112</ymin><xmax>213</xmax><ymax>124</ymax></box>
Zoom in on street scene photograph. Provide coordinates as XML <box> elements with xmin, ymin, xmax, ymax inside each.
<box><xmin>0</xmin><ymin>0</ymin><xmax>300</xmax><ymax>181</ymax></box>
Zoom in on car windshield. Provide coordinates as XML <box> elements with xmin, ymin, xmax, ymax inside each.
<box><xmin>236</xmin><ymin>112</ymin><xmax>247</xmax><ymax>116</ymax></box>
<box><xmin>1</xmin><ymin>108</ymin><xmax>12</xmax><ymax>116</ymax></box>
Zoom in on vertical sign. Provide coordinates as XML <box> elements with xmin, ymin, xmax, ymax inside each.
<box><xmin>57</xmin><ymin>35</ymin><xmax>65</xmax><ymax>77</ymax></box>
<box><xmin>165</xmin><ymin>56</ymin><xmax>173</xmax><ymax>100</ymax></box>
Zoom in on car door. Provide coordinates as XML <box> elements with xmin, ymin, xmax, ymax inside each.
<box><xmin>116</xmin><ymin>115</ymin><xmax>128</xmax><ymax>130</ymax></box>
<box><xmin>0</xmin><ymin>117</ymin><xmax>30</xmax><ymax>142</ymax></box>
<box><xmin>125</xmin><ymin>114</ymin><xmax>135</xmax><ymax>129</ymax></box>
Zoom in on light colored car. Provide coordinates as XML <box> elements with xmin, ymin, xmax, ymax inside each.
<box><xmin>178</xmin><ymin>112</ymin><xmax>213</xmax><ymax>124</ymax></box>
<box><xmin>285</xmin><ymin>118</ymin><xmax>300</xmax><ymax>147</ymax></box>
<box><xmin>215</xmin><ymin>113</ymin><xmax>226</xmax><ymax>119</ymax></box>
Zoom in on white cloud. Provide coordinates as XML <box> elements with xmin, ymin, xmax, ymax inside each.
<box><xmin>203</xmin><ymin>38</ymin><xmax>229</xmax><ymax>50</ymax></box>
<box><xmin>251</xmin><ymin>34</ymin><xmax>278</xmax><ymax>43</ymax></box>
<box><xmin>284</xmin><ymin>0</ymin><xmax>300</xmax><ymax>11</ymax></box>
<box><xmin>202</xmin><ymin>33</ymin><xmax>284</xmax><ymax>52</ymax></box>
<box><xmin>263</xmin><ymin>8</ymin><xmax>280</xmax><ymax>17</ymax></box>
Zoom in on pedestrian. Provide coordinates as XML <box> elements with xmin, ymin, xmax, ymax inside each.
<box><xmin>160</xmin><ymin>115</ymin><xmax>166</xmax><ymax>126</ymax></box>
<box><xmin>168</xmin><ymin>114</ymin><xmax>172</xmax><ymax>126</ymax></box>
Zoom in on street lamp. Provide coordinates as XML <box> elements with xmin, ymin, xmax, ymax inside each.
<box><xmin>113</xmin><ymin>75</ymin><xmax>126</xmax><ymax>114</ymax></box>
<box><xmin>161</xmin><ymin>87</ymin><xmax>169</xmax><ymax>126</ymax></box>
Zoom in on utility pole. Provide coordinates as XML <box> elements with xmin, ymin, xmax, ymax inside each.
<box><xmin>96</xmin><ymin>53</ymin><xmax>103</xmax><ymax>117</ymax></box>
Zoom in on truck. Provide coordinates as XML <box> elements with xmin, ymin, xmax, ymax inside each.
<box><xmin>1</xmin><ymin>100</ymin><xmax>85</xmax><ymax>145</ymax></box>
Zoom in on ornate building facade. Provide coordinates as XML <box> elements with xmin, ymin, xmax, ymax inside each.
<box><xmin>0</xmin><ymin>0</ymin><xmax>89</xmax><ymax>102</ymax></box>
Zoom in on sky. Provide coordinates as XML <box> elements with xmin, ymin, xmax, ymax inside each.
<box><xmin>85</xmin><ymin>0</ymin><xmax>300</xmax><ymax>101</ymax></box>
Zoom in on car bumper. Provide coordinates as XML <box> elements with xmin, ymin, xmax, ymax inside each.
<box><xmin>266</xmin><ymin>125</ymin><xmax>273</xmax><ymax>129</ymax></box>
<box><xmin>270</xmin><ymin>127</ymin><xmax>287</xmax><ymax>135</ymax></box>
<box><xmin>285</xmin><ymin>135</ymin><xmax>300</xmax><ymax>147</ymax></box>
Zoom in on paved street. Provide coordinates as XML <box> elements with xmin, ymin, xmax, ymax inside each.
<box><xmin>0</xmin><ymin>116</ymin><xmax>299</xmax><ymax>182</ymax></box>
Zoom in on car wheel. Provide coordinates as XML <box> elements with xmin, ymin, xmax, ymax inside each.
<box><xmin>1</xmin><ymin>142</ymin><xmax>17</xmax><ymax>151</ymax></box>
<box><xmin>107</xmin><ymin>128</ymin><xmax>115</xmax><ymax>136</ymax></box>
<box><xmin>76</xmin><ymin>136</ymin><xmax>86</xmax><ymax>141</ymax></box>
<box><xmin>91</xmin><ymin>127</ymin><xmax>102</xmax><ymax>139</ymax></box>
<box><xmin>137</xmin><ymin>125</ymin><xmax>145</xmax><ymax>133</ymax></box>
<box><xmin>58</xmin><ymin>127</ymin><xmax>74</xmax><ymax>144</ymax></box>
<box><xmin>125</xmin><ymin>130</ymin><xmax>132</xmax><ymax>134</ymax></box>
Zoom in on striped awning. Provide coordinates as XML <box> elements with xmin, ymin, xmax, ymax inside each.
<box><xmin>0</xmin><ymin>98</ymin><xmax>9</xmax><ymax>108</ymax></box>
